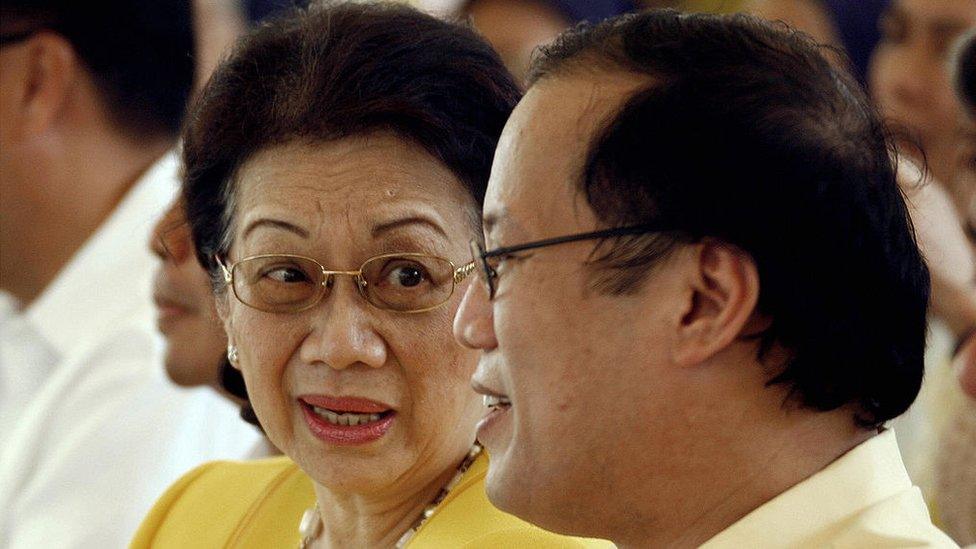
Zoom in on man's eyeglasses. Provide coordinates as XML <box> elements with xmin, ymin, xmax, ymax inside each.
<box><xmin>215</xmin><ymin>252</ymin><xmax>475</xmax><ymax>314</ymax></box>
<box><xmin>469</xmin><ymin>225</ymin><xmax>667</xmax><ymax>299</ymax></box>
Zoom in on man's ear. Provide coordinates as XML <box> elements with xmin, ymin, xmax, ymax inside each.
<box><xmin>18</xmin><ymin>32</ymin><xmax>77</xmax><ymax>137</ymax></box>
<box><xmin>671</xmin><ymin>240</ymin><xmax>760</xmax><ymax>367</ymax></box>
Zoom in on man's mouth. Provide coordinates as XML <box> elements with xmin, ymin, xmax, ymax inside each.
<box><xmin>472</xmin><ymin>379</ymin><xmax>511</xmax><ymax>410</ymax></box>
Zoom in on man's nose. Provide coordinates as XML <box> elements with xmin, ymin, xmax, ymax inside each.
<box><xmin>453</xmin><ymin>279</ymin><xmax>498</xmax><ymax>351</ymax></box>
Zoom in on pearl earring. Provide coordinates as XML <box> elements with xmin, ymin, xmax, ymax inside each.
<box><xmin>227</xmin><ymin>345</ymin><xmax>239</xmax><ymax>366</ymax></box>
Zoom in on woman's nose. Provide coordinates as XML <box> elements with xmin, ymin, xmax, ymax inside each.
<box><xmin>453</xmin><ymin>280</ymin><xmax>498</xmax><ymax>351</ymax></box>
<box><xmin>300</xmin><ymin>281</ymin><xmax>388</xmax><ymax>370</ymax></box>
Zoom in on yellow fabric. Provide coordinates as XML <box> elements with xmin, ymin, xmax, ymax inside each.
<box><xmin>131</xmin><ymin>453</ymin><xmax>612</xmax><ymax>548</ymax></box>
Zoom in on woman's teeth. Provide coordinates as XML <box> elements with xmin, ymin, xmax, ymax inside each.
<box><xmin>312</xmin><ymin>406</ymin><xmax>382</xmax><ymax>426</ymax></box>
<box><xmin>483</xmin><ymin>394</ymin><xmax>511</xmax><ymax>408</ymax></box>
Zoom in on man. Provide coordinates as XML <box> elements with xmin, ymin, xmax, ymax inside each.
<box><xmin>454</xmin><ymin>10</ymin><xmax>957</xmax><ymax>547</ymax></box>
<box><xmin>0</xmin><ymin>3</ymin><xmax>258</xmax><ymax>547</ymax></box>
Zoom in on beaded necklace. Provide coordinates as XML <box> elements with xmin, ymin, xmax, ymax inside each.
<box><xmin>298</xmin><ymin>443</ymin><xmax>483</xmax><ymax>548</ymax></box>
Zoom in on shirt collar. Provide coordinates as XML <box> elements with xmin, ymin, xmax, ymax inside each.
<box><xmin>25</xmin><ymin>152</ymin><xmax>178</xmax><ymax>357</ymax></box>
<box><xmin>701</xmin><ymin>429</ymin><xmax>911</xmax><ymax>548</ymax></box>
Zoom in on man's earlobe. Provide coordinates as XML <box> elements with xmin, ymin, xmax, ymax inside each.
<box><xmin>672</xmin><ymin>241</ymin><xmax>760</xmax><ymax>367</ymax></box>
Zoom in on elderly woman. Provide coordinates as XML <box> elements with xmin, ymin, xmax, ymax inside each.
<box><xmin>132</xmin><ymin>2</ymin><xmax>609</xmax><ymax>547</ymax></box>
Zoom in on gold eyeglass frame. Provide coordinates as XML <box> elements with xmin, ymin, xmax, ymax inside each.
<box><xmin>215</xmin><ymin>252</ymin><xmax>476</xmax><ymax>314</ymax></box>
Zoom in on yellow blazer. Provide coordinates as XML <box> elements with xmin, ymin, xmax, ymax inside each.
<box><xmin>131</xmin><ymin>453</ymin><xmax>611</xmax><ymax>548</ymax></box>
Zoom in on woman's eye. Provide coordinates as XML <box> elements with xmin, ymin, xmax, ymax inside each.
<box><xmin>389</xmin><ymin>264</ymin><xmax>427</xmax><ymax>288</ymax></box>
<box><xmin>264</xmin><ymin>266</ymin><xmax>310</xmax><ymax>283</ymax></box>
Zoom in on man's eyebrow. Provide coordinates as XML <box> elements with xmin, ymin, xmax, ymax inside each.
<box><xmin>242</xmin><ymin>218</ymin><xmax>310</xmax><ymax>240</ymax></box>
<box><xmin>371</xmin><ymin>215</ymin><xmax>447</xmax><ymax>238</ymax></box>
<box><xmin>929</xmin><ymin>19</ymin><xmax>970</xmax><ymax>38</ymax></box>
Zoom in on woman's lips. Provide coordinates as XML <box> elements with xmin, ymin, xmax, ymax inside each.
<box><xmin>299</xmin><ymin>395</ymin><xmax>392</xmax><ymax>414</ymax></box>
<box><xmin>299</xmin><ymin>396</ymin><xmax>396</xmax><ymax>446</ymax></box>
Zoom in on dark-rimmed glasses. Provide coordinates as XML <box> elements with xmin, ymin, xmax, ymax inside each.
<box><xmin>469</xmin><ymin>225</ymin><xmax>666</xmax><ymax>299</ymax></box>
<box><xmin>216</xmin><ymin>252</ymin><xmax>475</xmax><ymax>314</ymax></box>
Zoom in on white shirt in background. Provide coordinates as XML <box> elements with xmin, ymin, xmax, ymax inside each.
<box><xmin>701</xmin><ymin>429</ymin><xmax>959</xmax><ymax>548</ymax></box>
<box><xmin>0</xmin><ymin>152</ymin><xmax>260</xmax><ymax>549</ymax></box>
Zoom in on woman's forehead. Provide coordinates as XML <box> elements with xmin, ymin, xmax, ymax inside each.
<box><xmin>234</xmin><ymin>137</ymin><xmax>471</xmax><ymax>221</ymax></box>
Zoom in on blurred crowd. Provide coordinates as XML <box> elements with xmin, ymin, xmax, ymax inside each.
<box><xmin>0</xmin><ymin>0</ymin><xmax>973</xmax><ymax>547</ymax></box>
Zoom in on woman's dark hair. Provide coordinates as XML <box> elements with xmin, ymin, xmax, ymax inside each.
<box><xmin>183</xmin><ymin>0</ymin><xmax>520</xmax><ymax>276</ymax></box>
<box><xmin>531</xmin><ymin>10</ymin><xmax>930</xmax><ymax>429</ymax></box>
<box><xmin>218</xmin><ymin>361</ymin><xmax>263</xmax><ymax>430</ymax></box>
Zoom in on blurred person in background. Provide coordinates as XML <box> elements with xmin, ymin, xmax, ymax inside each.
<box><xmin>745</xmin><ymin>0</ymin><xmax>889</xmax><ymax>86</ymax></box>
<box><xmin>867</xmin><ymin>0</ymin><xmax>976</xmax><ymax>518</ymax></box>
<box><xmin>132</xmin><ymin>3</ymin><xmax>609</xmax><ymax>547</ymax></box>
<box><xmin>871</xmin><ymin>0</ymin><xmax>975</xmax><ymax>208</ymax></box>
<box><xmin>0</xmin><ymin>2</ymin><xmax>258</xmax><ymax>547</ymax></box>
<box><xmin>459</xmin><ymin>0</ymin><xmax>636</xmax><ymax>84</ymax></box>
<box><xmin>455</xmin><ymin>10</ymin><xmax>955</xmax><ymax>547</ymax></box>
<box><xmin>150</xmin><ymin>199</ymin><xmax>278</xmax><ymax>457</ymax></box>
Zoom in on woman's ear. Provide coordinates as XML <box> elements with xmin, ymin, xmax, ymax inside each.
<box><xmin>671</xmin><ymin>240</ymin><xmax>761</xmax><ymax>367</ymax></box>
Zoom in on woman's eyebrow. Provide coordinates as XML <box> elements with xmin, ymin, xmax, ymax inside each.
<box><xmin>371</xmin><ymin>215</ymin><xmax>447</xmax><ymax>238</ymax></box>
<box><xmin>242</xmin><ymin>218</ymin><xmax>310</xmax><ymax>240</ymax></box>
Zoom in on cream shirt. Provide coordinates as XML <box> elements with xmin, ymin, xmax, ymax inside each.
<box><xmin>0</xmin><ymin>152</ymin><xmax>260</xmax><ymax>549</ymax></box>
<box><xmin>701</xmin><ymin>429</ymin><xmax>959</xmax><ymax>548</ymax></box>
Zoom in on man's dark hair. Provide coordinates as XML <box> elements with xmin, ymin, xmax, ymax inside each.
<box><xmin>532</xmin><ymin>10</ymin><xmax>930</xmax><ymax>429</ymax></box>
<box><xmin>0</xmin><ymin>1</ymin><xmax>195</xmax><ymax>139</ymax></box>
<box><xmin>182</xmin><ymin>0</ymin><xmax>520</xmax><ymax>274</ymax></box>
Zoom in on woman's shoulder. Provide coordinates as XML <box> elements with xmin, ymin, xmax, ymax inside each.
<box><xmin>413</xmin><ymin>454</ymin><xmax>613</xmax><ymax>548</ymax></box>
<box><xmin>130</xmin><ymin>456</ymin><xmax>314</xmax><ymax>548</ymax></box>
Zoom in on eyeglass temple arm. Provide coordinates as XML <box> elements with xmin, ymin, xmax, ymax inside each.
<box><xmin>214</xmin><ymin>255</ymin><xmax>233</xmax><ymax>283</ymax></box>
<box><xmin>481</xmin><ymin>224</ymin><xmax>665</xmax><ymax>259</ymax></box>
<box><xmin>454</xmin><ymin>262</ymin><xmax>476</xmax><ymax>283</ymax></box>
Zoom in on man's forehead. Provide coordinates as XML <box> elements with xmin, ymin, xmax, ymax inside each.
<box><xmin>526</xmin><ymin>70</ymin><xmax>648</xmax><ymax>137</ymax></box>
<box><xmin>484</xmin><ymin>70</ymin><xmax>649</xmax><ymax>237</ymax></box>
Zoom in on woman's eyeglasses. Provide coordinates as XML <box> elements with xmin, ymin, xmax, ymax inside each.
<box><xmin>215</xmin><ymin>252</ymin><xmax>475</xmax><ymax>314</ymax></box>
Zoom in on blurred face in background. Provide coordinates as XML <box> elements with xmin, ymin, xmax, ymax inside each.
<box><xmin>465</xmin><ymin>0</ymin><xmax>570</xmax><ymax>84</ymax></box>
<box><xmin>150</xmin><ymin>200</ymin><xmax>228</xmax><ymax>387</ymax></box>
<box><xmin>870</xmin><ymin>0</ymin><xmax>976</xmax><ymax>203</ymax></box>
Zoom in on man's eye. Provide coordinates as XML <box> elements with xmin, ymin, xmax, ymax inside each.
<box><xmin>490</xmin><ymin>253</ymin><xmax>528</xmax><ymax>275</ymax></box>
